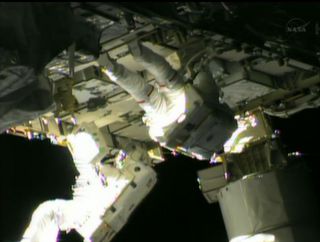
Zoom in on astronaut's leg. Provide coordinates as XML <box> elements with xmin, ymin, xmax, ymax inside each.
<box><xmin>128</xmin><ymin>40</ymin><xmax>184</xmax><ymax>90</ymax></box>
<box><xmin>21</xmin><ymin>199</ymin><xmax>74</xmax><ymax>242</ymax></box>
<box><xmin>98</xmin><ymin>53</ymin><xmax>166</xmax><ymax>114</ymax></box>
<box><xmin>99</xmin><ymin>53</ymin><xmax>153</xmax><ymax>103</ymax></box>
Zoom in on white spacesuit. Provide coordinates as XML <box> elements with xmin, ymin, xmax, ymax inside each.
<box><xmin>20</xmin><ymin>132</ymin><xmax>157</xmax><ymax>242</ymax></box>
<box><xmin>99</xmin><ymin>41</ymin><xmax>186</xmax><ymax>141</ymax></box>
<box><xmin>99</xmin><ymin>41</ymin><xmax>237</xmax><ymax>159</ymax></box>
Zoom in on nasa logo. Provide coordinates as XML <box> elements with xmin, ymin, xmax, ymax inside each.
<box><xmin>286</xmin><ymin>18</ymin><xmax>310</xmax><ymax>33</ymax></box>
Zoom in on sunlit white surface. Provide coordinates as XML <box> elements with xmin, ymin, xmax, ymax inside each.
<box><xmin>191</xmin><ymin>152</ymin><xmax>205</xmax><ymax>160</ymax></box>
<box><xmin>224</xmin><ymin>125</ymin><xmax>248</xmax><ymax>153</ymax></box>
<box><xmin>230</xmin><ymin>234</ymin><xmax>275</xmax><ymax>242</ymax></box>
<box><xmin>148</xmin><ymin>87</ymin><xmax>186</xmax><ymax>139</ymax></box>
<box><xmin>103</xmin><ymin>68</ymin><xmax>118</xmax><ymax>82</ymax></box>
<box><xmin>224</xmin><ymin>114</ymin><xmax>258</xmax><ymax>153</ymax></box>
<box><xmin>21</xmin><ymin>135</ymin><xmax>131</xmax><ymax>242</ymax></box>
<box><xmin>177</xmin><ymin>113</ymin><xmax>187</xmax><ymax>123</ymax></box>
<box><xmin>67</xmin><ymin>132</ymin><xmax>99</xmax><ymax>163</ymax></box>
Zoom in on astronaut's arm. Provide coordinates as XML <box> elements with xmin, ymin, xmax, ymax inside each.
<box><xmin>20</xmin><ymin>200</ymin><xmax>75</xmax><ymax>242</ymax></box>
<box><xmin>20</xmin><ymin>132</ymin><xmax>100</xmax><ymax>242</ymax></box>
<box><xmin>21</xmin><ymin>131</ymin><xmax>157</xmax><ymax>242</ymax></box>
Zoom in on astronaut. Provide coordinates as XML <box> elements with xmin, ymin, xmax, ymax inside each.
<box><xmin>98</xmin><ymin>41</ymin><xmax>237</xmax><ymax>160</ymax></box>
<box><xmin>99</xmin><ymin>41</ymin><xmax>186</xmax><ymax>141</ymax></box>
<box><xmin>20</xmin><ymin>132</ymin><xmax>157</xmax><ymax>242</ymax></box>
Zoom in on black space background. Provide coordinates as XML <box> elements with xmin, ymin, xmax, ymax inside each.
<box><xmin>1</xmin><ymin>108</ymin><xmax>319</xmax><ymax>242</ymax></box>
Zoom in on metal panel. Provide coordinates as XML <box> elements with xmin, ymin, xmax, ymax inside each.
<box><xmin>218</xmin><ymin>172</ymin><xmax>289</xmax><ymax>239</ymax></box>
<box><xmin>217</xmin><ymin>168</ymin><xmax>320</xmax><ymax>242</ymax></box>
<box><xmin>197</xmin><ymin>165</ymin><xmax>227</xmax><ymax>203</ymax></box>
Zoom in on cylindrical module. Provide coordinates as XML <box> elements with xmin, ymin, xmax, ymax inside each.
<box><xmin>217</xmin><ymin>166</ymin><xmax>320</xmax><ymax>242</ymax></box>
